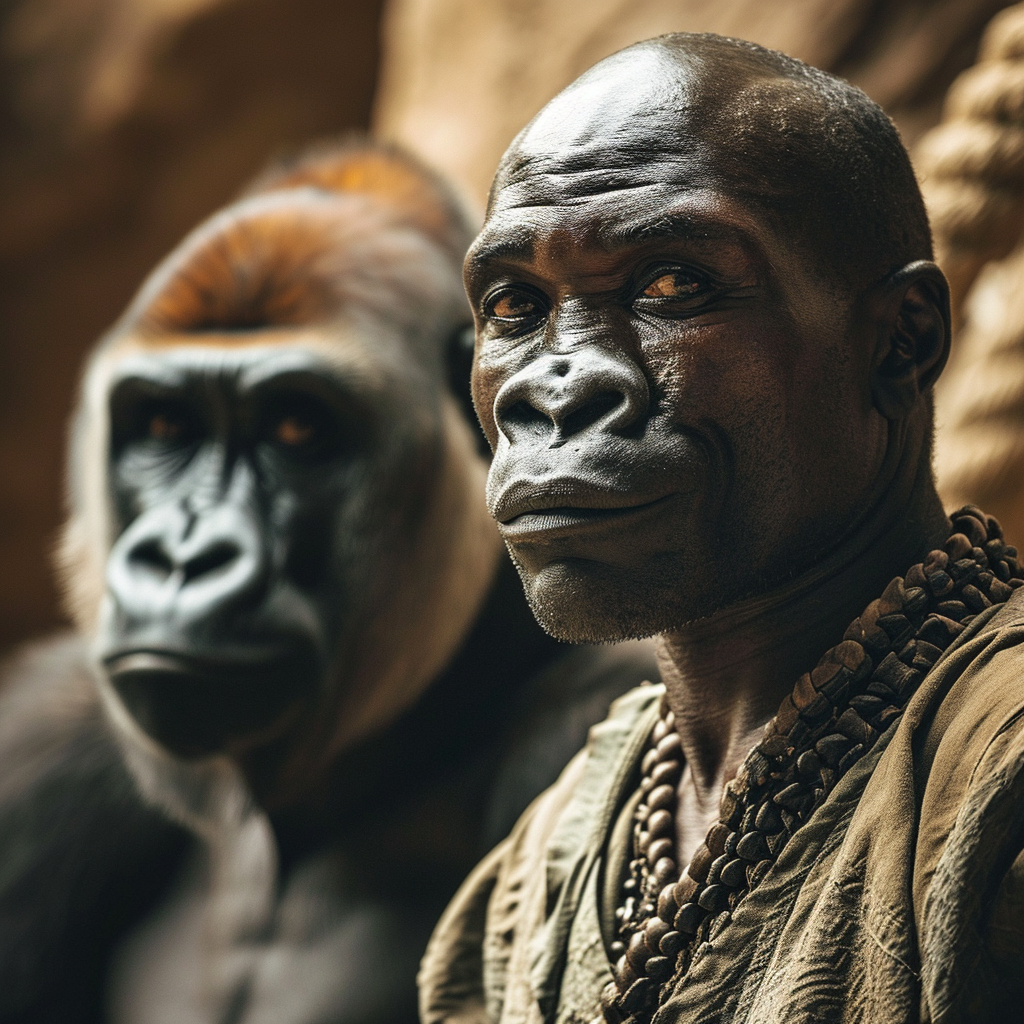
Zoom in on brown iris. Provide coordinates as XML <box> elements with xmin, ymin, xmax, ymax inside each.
<box><xmin>642</xmin><ymin>272</ymin><xmax>701</xmax><ymax>298</ymax></box>
<box><xmin>490</xmin><ymin>291</ymin><xmax>538</xmax><ymax>319</ymax></box>
<box><xmin>148</xmin><ymin>413</ymin><xmax>181</xmax><ymax>440</ymax></box>
<box><xmin>275</xmin><ymin>416</ymin><xmax>315</xmax><ymax>446</ymax></box>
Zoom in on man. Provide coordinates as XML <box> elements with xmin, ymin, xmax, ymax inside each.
<box><xmin>419</xmin><ymin>33</ymin><xmax>1024</xmax><ymax>1024</ymax></box>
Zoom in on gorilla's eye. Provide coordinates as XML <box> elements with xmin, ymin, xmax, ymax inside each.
<box><xmin>486</xmin><ymin>288</ymin><xmax>543</xmax><ymax>322</ymax></box>
<box><xmin>642</xmin><ymin>272</ymin><xmax>702</xmax><ymax>299</ymax></box>
<box><xmin>148</xmin><ymin>412</ymin><xmax>183</xmax><ymax>441</ymax></box>
<box><xmin>274</xmin><ymin>416</ymin><xmax>316</xmax><ymax>447</ymax></box>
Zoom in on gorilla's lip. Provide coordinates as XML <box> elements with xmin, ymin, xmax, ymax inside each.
<box><xmin>103</xmin><ymin>647</ymin><xmax>305</xmax><ymax>681</ymax></box>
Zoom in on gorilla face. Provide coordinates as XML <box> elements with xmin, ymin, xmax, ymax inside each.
<box><xmin>98</xmin><ymin>333</ymin><xmax>447</xmax><ymax>761</ymax></box>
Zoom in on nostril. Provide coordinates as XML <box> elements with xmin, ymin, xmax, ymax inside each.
<box><xmin>128</xmin><ymin>539</ymin><xmax>175</xmax><ymax>580</ymax></box>
<box><xmin>183</xmin><ymin>541</ymin><xmax>239</xmax><ymax>583</ymax></box>
<box><xmin>501</xmin><ymin>400</ymin><xmax>554</xmax><ymax>437</ymax></box>
<box><xmin>561</xmin><ymin>390</ymin><xmax>625</xmax><ymax>438</ymax></box>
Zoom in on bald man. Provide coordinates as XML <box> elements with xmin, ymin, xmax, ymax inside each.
<box><xmin>419</xmin><ymin>33</ymin><xmax>1024</xmax><ymax>1024</ymax></box>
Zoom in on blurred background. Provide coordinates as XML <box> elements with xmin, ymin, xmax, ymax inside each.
<box><xmin>1</xmin><ymin>0</ymin><xmax>1022</xmax><ymax>657</ymax></box>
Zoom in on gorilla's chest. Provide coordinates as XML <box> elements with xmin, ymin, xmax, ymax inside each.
<box><xmin>107</xmin><ymin>843</ymin><xmax>430</xmax><ymax>1024</ymax></box>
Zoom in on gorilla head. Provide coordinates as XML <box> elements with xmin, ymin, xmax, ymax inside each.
<box><xmin>59</xmin><ymin>144</ymin><xmax>502</xmax><ymax>803</ymax></box>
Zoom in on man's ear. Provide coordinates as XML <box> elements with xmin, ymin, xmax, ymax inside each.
<box><xmin>868</xmin><ymin>260</ymin><xmax>951</xmax><ymax>420</ymax></box>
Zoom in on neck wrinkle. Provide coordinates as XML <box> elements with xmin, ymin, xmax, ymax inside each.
<box><xmin>657</xmin><ymin>415</ymin><xmax>948</xmax><ymax>801</ymax></box>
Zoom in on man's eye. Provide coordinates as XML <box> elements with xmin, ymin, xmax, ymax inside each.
<box><xmin>487</xmin><ymin>290</ymin><xmax>541</xmax><ymax>321</ymax></box>
<box><xmin>274</xmin><ymin>416</ymin><xmax>316</xmax><ymax>447</ymax></box>
<box><xmin>642</xmin><ymin>272</ymin><xmax>703</xmax><ymax>299</ymax></box>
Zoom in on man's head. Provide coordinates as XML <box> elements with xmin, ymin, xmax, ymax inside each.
<box><xmin>467</xmin><ymin>33</ymin><xmax>950</xmax><ymax>643</ymax></box>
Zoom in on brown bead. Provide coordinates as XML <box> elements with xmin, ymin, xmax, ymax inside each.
<box><xmin>720</xmin><ymin>857</ymin><xmax>747</xmax><ymax>888</ymax></box>
<box><xmin>674</xmin><ymin>875</ymin><xmax>698</xmax><ymax>904</ymax></box>
<box><xmin>944</xmin><ymin>532</ymin><xmax>972</xmax><ymax>560</ymax></box>
<box><xmin>775</xmin><ymin>695</ymin><xmax>799</xmax><ymax>733</ymax></box>
<box><xmin>989</xmin><ymin>578</ymin><xmax>1013</xmax><ymax>602</ymax></box>
<box><xmin>871</xmin><ymin>652</ymin><xmax>918</xmax><ymax>698</ymax></box>
<box><xmin>644</xmin><ymin>915</ymin><xmax>671</xmax><ymax>953</ymax></box>
<box><xmin>656</xmin><ymin>732</ymin><xmax>682</xmax><ymax>760</ymax></box>
<box><xmin>648</xmin><ymin>783</ymin><xmax>675</xmax><ymax>812</ymax></box>
<box><xmin>904</xmin><ymin>563</ymin><xmax>927</xmax><ymax>589</ymax></box>
<box><xmin>878</xmin><ymin>577</ymin><xmax>906</xmax><ymax>615</ymax></box>
<box><xmin>736</xmin><ymin>830</ymin><xmax>770</xmax><ymax>861</ymax></box>
<box><xmin>706</xmin><ymin>853</ymin><xmax>729</xmax><ymax>885</ymax></box>
<box><xmin>815</xmin><ymin>733</ymin><xmax>850</xmax><ymax>767</ymax></box>
<box><xmin>835</xmin><ymin>708</ymin><xmax>876</xmax><ymax>746</ymax></box>
<box><xmin>659</xmin><ymin>929</ymin><xmax>684</xmax><ymax>957</ymax></box>
<box><xmin>792</xmin><ymin>672</ymin><xmax>816</xmax><ymax>709</ymax></box>
<box><xmin>797</xmin><ymin>749</ymin><xmax>822</xmax><ymax>777</ymax></box>
<box><xmin>645</xmin><ymin>955</ymin><xmax>672</xmax><ymax>982</ymax></box>
<box><xmin>774</xmin><ymin>783</ymin><xmax>812</xmax><ymax>813</ymax></box>
<box><xmin>755</xmin><ymin>799</ymin><xmax>782</xmax><ymax>833</ymax></box>
<box><xmin>626</xmin><ymin>929</ymin><xmax>650</xmax><ymax>972</ymax></box>
<box><xmin>614</xmin><ymin>953</ymin><xmax>637</xmax><ymax>988</ymax></box>
<box><xmin>641</xmin><ymin>748</ymin><xmax>659</xmax><ymax>775</ymax></box>
<box><xmin>688</xmin><ymin>844</ymin><xmax>713</xmax><ymax>882</ymax></box>
<box><xmin>656</xmin><ymin>883</ymin><xmax>679</xmax><ymax>920</ymax></box>
<box><xmin>652</xmin><ymin>719</ymin><xmax>670</xmax><ymax>744</ymax></box>
<box><xmin>697</xmin><ymin>884</ymin><xmax>729</xmax><ymax>913</ymax></box>
<box><xmin>761</xmin><ymin>732</ymin><xmax>790</xmax><ymax>759</ymax></box>
<box><xmin>648</xmin><ymin>837</ymin><xmax>674</xmax><ymax>864</ymax></box>
<box><xmin>653</xmin><ymin>856</ymin><xmax>677</xmax><ymax>886</ymax></box>
<box><xmin>926</xmin><ymin>570</ymin><xmax>954</xmax><ymax>597</ymax></box>
<box><xmin>651</xmin><ymin>759</ymin><xmax>682</xmax><ymax>789</ymax></box>
<box><xmin>647</xmin><ymin>808</ymin><xmax>674</xmax><ymax>839</ymax></box>
<box><xmin>662</xmin><ymin>708</ymin><xmax>675</xmax><ymax>732</ymax></box>
<box><xmin>601</xmin><ymin>982</ymin><xmax>625</xmax><ymax>1021</ymax></box>
<box><xmin>674</xmin><ymin>901</ymin><xmax>703</xmax><ymax>935</ymax></box>
<box><xmin>706</xmin><ymin>822</ymin><xmax>731</xmax><ymax>857</ymax></box>
<box><xmin>961</xmin><ymin>584</ymin><xmax>991</xmax><ymax>612</ymax></box>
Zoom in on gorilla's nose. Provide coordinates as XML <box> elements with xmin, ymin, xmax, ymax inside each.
<box><xmin>106</xmin><ymin>501</ymin><xmax>268</xmax><ymax>625</ymax></box>
<box><xmin>494</xmin><ymin>348</ymin><xmax>649</xmax><ymax>446</ymax></box>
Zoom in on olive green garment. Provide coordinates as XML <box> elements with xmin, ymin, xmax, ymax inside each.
<box><xmin>419</xmin><ymin>590</ymin><xmax>1024</xmax><ymax>1024</ymax></box>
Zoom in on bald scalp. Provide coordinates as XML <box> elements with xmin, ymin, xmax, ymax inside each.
<box><xmin>494</xmin><ymin>33</ymin><xmax>932</xmax><ymax>292</ymax></box>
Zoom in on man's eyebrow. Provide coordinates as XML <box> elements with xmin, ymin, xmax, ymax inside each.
<box><xmin>468</xmin><ymin>210</ymin><xmax>753</xmax><ymax>273</ymax></box>
<box><xmin>466</xmin><ymin>224</ymin><xmax>536</xmax><ymax>270</ymax></box>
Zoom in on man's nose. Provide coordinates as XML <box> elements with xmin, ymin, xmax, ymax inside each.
<box><xmin>493</xmin><ymin>349</ymin><xmax>649</xmax><ymax>446</ymax></box>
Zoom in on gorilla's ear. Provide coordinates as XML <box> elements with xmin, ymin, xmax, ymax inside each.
<box><xmin>446</xmin><ymin>324</ymin><xmax>491</xmax><ymax>456</ymax></box>
<box><xmin>868</xmin><ymin>261</ymin><xmax>951</xmax><ymax>420</ymax></box>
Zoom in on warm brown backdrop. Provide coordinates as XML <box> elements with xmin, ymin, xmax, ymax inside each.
<box><xmin>0</xmin><ymin>0</ymin><xmax>1016</xmax><ymax>657</ymax></box>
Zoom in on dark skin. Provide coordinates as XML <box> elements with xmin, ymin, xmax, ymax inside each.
<box><xmin>468</xmin><ymin>41</ymin><xmax>952</xmax><ymax>862</ymax></box>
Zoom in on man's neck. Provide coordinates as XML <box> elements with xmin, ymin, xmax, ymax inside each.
<box><xmin>656</xmin><ymin>457</ymin><xmax>949</xmax><ymax>856</ymax></box>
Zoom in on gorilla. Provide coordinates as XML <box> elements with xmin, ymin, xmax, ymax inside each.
<box><xmin>0</xmin><ymin>141</ymin><xmax>656</xmax><ymax>1024</ymax></box>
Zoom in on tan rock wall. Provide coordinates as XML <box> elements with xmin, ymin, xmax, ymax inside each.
<box><xmin>373</xmin><ymin>0</ymin><xmax>1012</xmax><ymax>207</ymax></box>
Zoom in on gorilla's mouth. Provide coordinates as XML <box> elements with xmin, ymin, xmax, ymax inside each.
<box><xmin>104</xmin><ymin>650</ymin><xmax>314</xmax><ymax>759</ymax></box>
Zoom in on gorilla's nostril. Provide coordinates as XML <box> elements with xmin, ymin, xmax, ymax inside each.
<box><xmin>561</xmin><ymin>390</ymin><xmax>624</xmax><ymax>437</ymax></box>
<box><xmin>128</xmin><ymin>539</ymin><xmax>175</xmax><ymax>579</ymax></box>
<box><xmin>183</xmin><ymin>542</ymin><xmax>239</xmax><ymax>583</ymax></box>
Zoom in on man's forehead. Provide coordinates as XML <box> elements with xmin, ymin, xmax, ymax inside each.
<box><xmin>510</xmin><ymin>46</ymin><xmax>695</xmax><ymax>164</ymax></box>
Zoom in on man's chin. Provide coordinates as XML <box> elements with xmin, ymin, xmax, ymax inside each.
<box><xmin>515</xmin><ymin>557</ymin><xmax>687</xmax><ymax>644</ymax></box>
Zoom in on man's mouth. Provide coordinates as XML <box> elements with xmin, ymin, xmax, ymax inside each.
<box><xmin>492</xmin><ymin>480</ymin><xmax>676</xmax><ymax>540</ymax></box>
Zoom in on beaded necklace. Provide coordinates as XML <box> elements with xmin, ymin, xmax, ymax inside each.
<box><xmin>601</xmin><ymin>506</ymin><xmax>1024</xmax><ymax>1024</ymax></box>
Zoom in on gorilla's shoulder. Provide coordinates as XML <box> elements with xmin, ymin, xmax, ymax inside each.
<box><xmin>0</xmin><ymin>632</ymin><xmax>191</xmax><ymax>1024</ymax></box>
